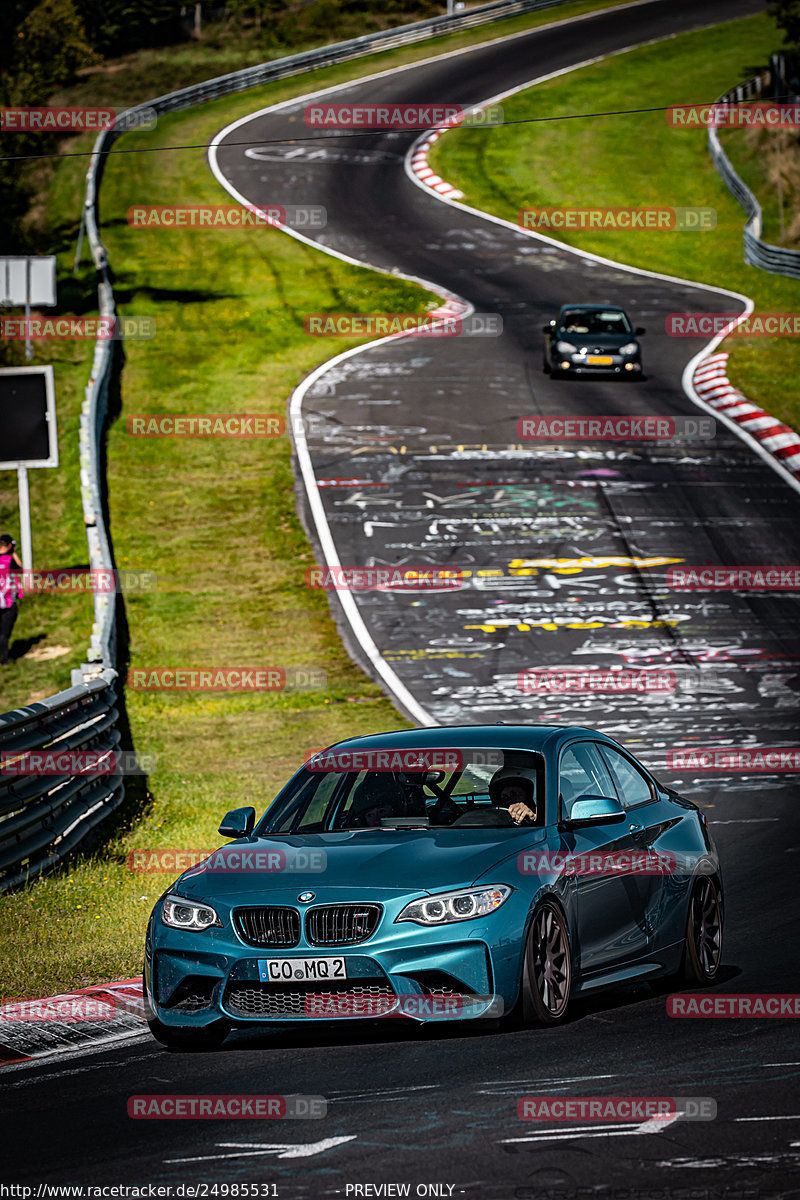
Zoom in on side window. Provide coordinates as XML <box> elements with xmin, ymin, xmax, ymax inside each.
<box><xmin>599</xmin><ymin>746</ymin><xmax>653</xmax><ymax>809</ymax></box>
<box><xmin>558</xmin><ymin>743</ymin><xmax>616</xmax><ymax>810</ymax></box>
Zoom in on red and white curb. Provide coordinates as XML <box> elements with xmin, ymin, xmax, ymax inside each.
<box><xmin>408</xmin><ymin>126</ymin><xmax>464</xmax><ymax>200</ymax></box>
<box><xmin>693</xmin><ymin>353</ymin><xmax>800</xmax><ymax>478</ymax></box>
<box><xmin>0</xmin><ymin>976</ymin><xmax>145</xmax><ymax>1065</ymax></box>
<box><xmin>426</xmin><ymin>296</ymin><xmax>471</xmax><ymax>321</ymax></box>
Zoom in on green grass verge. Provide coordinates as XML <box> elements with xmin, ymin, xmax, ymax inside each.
<box><xmin>429</xmin><ymin>12</ymin><xmax>800</xmax><ymax>428</ymax></box>
<box><xmin>720</xmin><ymin>123</ymin><xmax>800</xmax><ymax>251</ymax></box>
<box><xmin>0</xmin><ymin>0</ymin><xmax>639</xmax><ymax>998</ymax></box>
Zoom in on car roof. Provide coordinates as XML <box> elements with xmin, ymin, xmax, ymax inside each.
<box><xmin>316</xmin><ymin>724</ymin><xmax>623</xmax><ymax>756</ymax></box>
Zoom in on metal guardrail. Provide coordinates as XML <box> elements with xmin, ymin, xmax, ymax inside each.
<box><xmin>1</xmin><ymin>0</ymin><xmax>576</xmax><ymax>891</ymax></box>
<box><xmin>0</xmin><ymin>670</ymin><xmax>123</xmax><ymax>891</ymax></box>
<box><xmin>708</xmin><ymin>72</ymin><xmax>800</xmax><ymax>280</ymax></box>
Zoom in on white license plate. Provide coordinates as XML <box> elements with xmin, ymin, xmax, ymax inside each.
<box><xmin>258</xmin><ymin>956</ymin><xmax>347</xmax><ymax>983</ymax></box>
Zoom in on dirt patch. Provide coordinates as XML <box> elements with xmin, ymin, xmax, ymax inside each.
<box><xmin>25</xmin><ymin>644</ymin><xmax>72</xmax><ymax>661</ymax></box>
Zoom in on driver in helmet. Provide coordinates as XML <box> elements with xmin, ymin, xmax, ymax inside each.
<box><xmin>489</xmin><ymin>766</ymin><xmax>538</xmax><ymax>825</ymax></box>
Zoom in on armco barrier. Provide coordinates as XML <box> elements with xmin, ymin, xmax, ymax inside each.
<box><xmin>0</xmin><ymin>670</ymin><xmax>123</xmax><ymax>891</ymax></box>
<box><xmin>708</xmin><ymin>71</ymin><xmax>800</xmax><ymax>280</ymax></box>
<box><xmin>1</xmin><ymin>0</ymin><xmax>577</xmax><ymax>892</ymax></box>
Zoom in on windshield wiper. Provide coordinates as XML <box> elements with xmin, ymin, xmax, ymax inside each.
<box><xmin>379</xmin><ymin>817</ymin><xmax>431</xmax><ymax>829</ymax></box>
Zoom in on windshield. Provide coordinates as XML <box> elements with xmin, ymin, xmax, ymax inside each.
<box><xmin>559</xmin><ymin>308</ymin><xmax>632</xmax><ymax>335</ymax></box>
<box><xmin>258</xmin><ymin>747</ymin><xmax>545</xmax><ymax>833</ymax></box>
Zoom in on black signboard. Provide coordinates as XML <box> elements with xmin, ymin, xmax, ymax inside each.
<box><xmin>0</xmin><ymin>367</ymin><xmax>58</xmax><ymax>468</ymax></box>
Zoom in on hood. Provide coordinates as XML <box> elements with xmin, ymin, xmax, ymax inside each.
<box><xmin>558</xmin><ymin>331</ymin><xmax>635</xmax><ymax>349</ymax></box>
<box><xmin>172</xmin><ymin>827</ymin><xmax>547</xmax><ymax>900</ymax></box>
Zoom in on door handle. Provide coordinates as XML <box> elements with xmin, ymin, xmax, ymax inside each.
<box><xmin>629</xmin><ymin>823</ymin><xmax>645</xmax><ymax>836</ymax></box>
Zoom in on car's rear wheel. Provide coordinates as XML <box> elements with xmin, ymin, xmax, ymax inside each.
<box><xmin>144</xmin><ymin>975</ymin><xmax>230</xmax><ymax>1050</ymax></box>
<box><xmin>680</xmin><ymin>876</ymin><xmax>723</xmax><ymax>984</ymax></box>
<box><xmin>521</xmin><ymin>901</ymin><xmax>572</xmax><ymax>1024</ymax></box>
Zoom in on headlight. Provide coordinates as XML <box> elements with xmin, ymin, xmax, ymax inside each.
<box><xmin>555</xmin><ymin>340</ymin><xmax>578</xmax><ymax>354</ymax></box>
<box><xmin>396</xmin><ymin>886</ymin><xmax>511</xmax><ymax>926</ymax></box>
<box><xmin>161</xmin><ymin>893</ymin><xmax>221</xmax><ymax>930</ymax></box>
<box><xmin>619</xmin><ymin>342</ymin><xmax>639</xmax><ymax>355</ymax></box>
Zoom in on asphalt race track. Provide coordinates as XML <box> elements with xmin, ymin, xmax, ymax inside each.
<box><xmin>4</xmin><ymin>0</ymin><xmax>800</xmax><ymax>1195</ymax></box>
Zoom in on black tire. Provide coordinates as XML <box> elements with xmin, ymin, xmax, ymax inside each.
<box><xmin>679</xmin><ymin>875</ymin><xmax>723</xmax><ymax>984</ymax></box>
<box><xmin>521</xmin><ymin>901</ymin><xmax>572</xmax><ymax>1025</ymax></box>
<box><xmin>144</xmin><ymin>976</ymin><xmax>229</xmax><ymax>1050</ymax></box>
<box><xmin>146</xmin><ymin>1011</ymin><xmax>230</xmax><ymax>1050</ymax></box>
<box><xmin>542</xmin><ymin>358</ymin><xmax>551</xmax><ymax>375</ymax></box>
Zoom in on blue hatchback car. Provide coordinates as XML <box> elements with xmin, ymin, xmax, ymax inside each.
<box><xmin>144</xmin><ymin>724</ymin><xmax>723</xmax><ymax>1048</ymax></box>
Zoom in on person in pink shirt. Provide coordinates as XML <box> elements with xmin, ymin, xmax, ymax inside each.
<box><xmin>0</xmin><ymin>534</ymin><xmax>23</xmax><ymax>664</ymax></box>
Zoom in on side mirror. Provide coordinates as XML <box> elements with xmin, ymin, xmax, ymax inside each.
<box><xmin>542</xmin><ymin>321</ymin><xmax>556</xmax><ymax>333</ymax></box>
<box><xmin>563</xmin><ymin>794</ymin><xmax>625</xmax><ymax>828</ymax></box>
<box><xmin>218</xmin><ymin>806</ymin><xmax>255</xmax><ymax>838</ymax></box>
<box><xmin>634</xmin><ymin>326</ymin><xmax>646</xmax><ymax>336</ymax></box>
<box><xmin>398</xmin><ymin>770</ymin><xmax>445</xmax><ymax>786</ymax></box>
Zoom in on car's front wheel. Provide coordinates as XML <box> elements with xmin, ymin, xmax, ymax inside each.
<box><xmin>680</xmin><ymin>875</ymin><xmax>723</xmax><ymax>984</ymax></box>
<box><xmin>521</xmin><ymin>901</ymin><xmax>572</xmax><ymax>1024</ymax></box>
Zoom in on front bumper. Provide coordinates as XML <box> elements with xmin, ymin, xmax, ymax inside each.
<box><xmin>145</xmin><ymin>890</ymin><xmax>528</xmax><ymax>1028</ymax></box>
<box><xmin>554</xmin><ymin>353</ymin><xmax>642</xmax><ymax>375</ymax></box>
<box><xmin>148</xmin><ymin>942</ymin><xmax>501</xmax><ymax>1026</ymax></box>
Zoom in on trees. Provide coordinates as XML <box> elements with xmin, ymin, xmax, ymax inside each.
<box><xmin>4</xmin><ymin>0</ymin><xmax>97</xmax><ymax>107</ymax></box>
<box><xmin>0</xmin><ymin>0</ymin><xmax>96</xmax><ymax>255</ymax></box>
<box><xmin>770</xmin><ymin>0</ymin><xmax>800</xmax><ymax>50</ymax></box>
<box><xmin>72</xmin><ymin>0</ymin><xmax>184</xmax><ymax>57</ymax></box>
